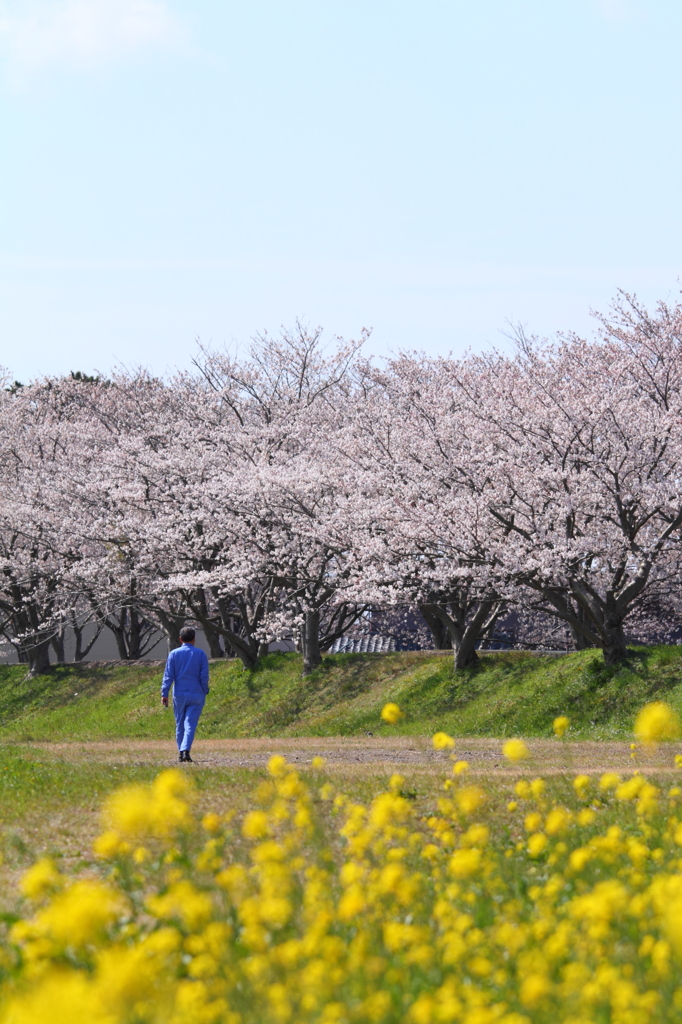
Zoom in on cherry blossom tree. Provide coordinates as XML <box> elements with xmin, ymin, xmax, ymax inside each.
<box><xmin>335</xmin><ymin>356</ymin><xmax>511</xmax><ymax>669</ymax></box>
<box><xmin>60</xmin><ymin>324</ymin><xmax>370</xmax><ymax>672</ymax></box>
<box><xmin>5</xmin><ymin>295</ymin><xmax>682</xmax><ymax>677</ymax></box>
<box><xmin>0</xmin><ymin>378</ymin><xmax>97</xmax><ymax>674</ymax></box>
<box><xmin>177</xmin><ymin>324</ymin><xmax>369</xmax><ymax>672</ymax></box>
<box><xmin>466</xmin><ymin>294</ymin><xmax>682</xmax><ymax>664</ymax></box>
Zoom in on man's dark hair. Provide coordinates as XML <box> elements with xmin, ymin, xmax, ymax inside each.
<box><xmin>179</xmin><ymin>626</ymin><xmax>196</xmax><ymax>643</ymax></box>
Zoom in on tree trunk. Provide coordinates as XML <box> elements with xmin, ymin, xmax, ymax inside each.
<box><xmin>567</xmin><ymin>601</ymin><xmax>592</xmax><ymax>650</ymax></box>
<box><xmin>477</xmin><ymin>610</ymin><xmax>502</xmax><ymax>650</ymax></box>
<box><xmin>238</xmin><ymin>651</ymin><xmax>259</xmax><ymax>670</ymax></box>
<box><xmin>27</xmin><ymin>640</ymin><xmax>52</xmax><ymax>677</ymax></box>
<box><xmin>537</xmin><ymin>587</ymin><xmax>628</xmax><ymax>662</ymax></box>
<box><xmin>50</xmin><ymin>633</ymin><xmax>66</xmax><ymax>664</ymax></box>
<box><xmin>127</xmin><ymin>608</ymin><xmax>143</xmax><ymax>660</ymax></box>
<box><xmin>203</xmin><ymin>621</ymin><xmax>225</xmax><ymax>659</ymax></box>
<box><xmin>11</xmin><ymin>643</ymin><xmax>29</xmax><ymax>664</ymax></box>
<box><xmin>105</xmin><ymin>607</ymin><xmax>157</xmax><ymax>660</ymax></box>
<box><xmin>453</xmin><ymin>633</ymin><xmax>479</xmax><ymax>670</ymax></box>
<box><xmin>301</xmin><ymin>609</ymin><xmax>321</xmax><ymax>675</ymax></box>
<box><xmin>110</xmin><ymin>624</ymin><xmax>130</xmax><ymax>660</ymax></box>
<box><xmin>188</xmin><ymin>607</ymin><xmax>259</xmax><ymax>669</ymax></box>
<box><xmin>157</xmin><ymin>616</ymin><xmax>181</xmax><ymax>651</ymax></box>
<box><xmin>569</xmin><ymin>625</ymin><xmax>590</xmax><ymax>651</ymax></box>
<box><xmin>72</xmin><ymin>619</ymin><xmax>104</xmax><ymax>661</ymax></box>
<box><xmin>184</xmin><ymin>588</ymin><xmax>265</xmax><ymax>671</ymax></box>
<box><xmin>602</xmin><ymin>620</ymin><xmax>628</xmax><ymax>665</ymax></box>
<box><xmin>452</xmin><ymin>599</ymin><xmax>500</xmax><ymax>671</ymax></box>
<box><xmin>419</xmin><ymin>603</ymin><xmax>452</xmax><ymax>649</ymax></box>
<box><xmin>318</xmin><ymin>600</ymin><xmax>369</xmax><ymax>653</ymax></box>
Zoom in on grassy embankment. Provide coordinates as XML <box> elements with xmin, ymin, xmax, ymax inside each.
<box><xmin>1</xmin><ymin>645</ymin><xmax>682</xmax><ymax>743</ymax></box>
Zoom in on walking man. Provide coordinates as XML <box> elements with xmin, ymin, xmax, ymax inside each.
<box><xmin>161</xmin><ymin>626</ymin><xmax>209</xmax><ymax>763</ymax></box>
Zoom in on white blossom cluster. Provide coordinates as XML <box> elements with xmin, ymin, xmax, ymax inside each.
<box><xmin>2</xmin><ymin>294</ymin><xmax>682</xmax><ymax>675</ymax></box>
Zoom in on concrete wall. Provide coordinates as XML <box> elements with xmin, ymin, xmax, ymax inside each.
<box><xmin>0</xmin><ymin>625</ymin><xmax>203</xmax><ymax>665</ymax></box>
<box><xmin>0</xmin><ymin>625</ymin><xmax>297</xmax><ymax>665</ymax></box>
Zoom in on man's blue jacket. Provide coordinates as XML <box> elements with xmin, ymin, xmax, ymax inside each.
<box><xmin>161</xmin><ymin>643</ymin><xmax>210</xmax><ymax>701</ymax></box>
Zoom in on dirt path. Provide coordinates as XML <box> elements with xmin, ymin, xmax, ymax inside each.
<box><xmin>16</xmin><ymin>736</ymin><xmax>682</xmax><ymax>775</ymax></box>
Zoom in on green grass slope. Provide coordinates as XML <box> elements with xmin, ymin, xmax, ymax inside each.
<box><xmin>1</xmin><ymin>646</ymin><xmax>682</xmax><ymax>742</ymax></box>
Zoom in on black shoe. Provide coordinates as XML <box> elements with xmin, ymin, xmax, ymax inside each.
<box><xmin>178</xmin><ymin>752</ymin><xmax>185</xmax><ymax>762</ymax></box>
<box><xmin>184</xmin><ymin>751</ymin><xmax>193</xmax><ymax>763</ymax></box>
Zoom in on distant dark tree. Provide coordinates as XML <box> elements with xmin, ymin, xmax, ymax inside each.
<box><xmin>69</xmin><ymin>372</ymin><xmax>101</xmax><ymax>384</ymax></box>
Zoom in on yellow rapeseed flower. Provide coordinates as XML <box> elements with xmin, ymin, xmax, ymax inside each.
<box><xmin>381</xmin><ymin>703</ymin><xmax>403</xmax><ymax>725</ymax></box>
<box><xmin>13</xmin><ymin>744</ymin><xmax>682</xmax><ymax>1024</ymax></box>
<box><xmin>634</xmin><ymin>701</ymin><xmax>681</xmax><ymax>745</ymax></box>
<box><xmin>448</xmin><ymin>848</ymin><xmax>482</xmax><ymax>879</ymax></box>
<box><xmin>572</xmin><ymin>774</ymin><xmax>590</xmax><ymax>798</ymax></box>
<box><xmin>146</xmin><ymin>881</ymin><xmax>213</xmax><ymax>931</ymax></box>
<box><xmin>0</xmin><ymin>972</ymin><xmax>108</xmax><ymax>1024</ymax></box>
<box><xmin>527</xmin><ymin>833</ymin><xmax>548</xmax><ymax>858</ymax></box>
<box><xmin>461</xmin><ymin>824</ymin><xmax>489</xmax><ymax>847</ymax></box>
<box><xmin>569</xmin><ymin>846</ymin><xmax>593</xmax><ymax>872</ymax></box>
<box><xmin>267</xmin><ymin>755</ymin><xmax>288</xmax><ymax>777</ymax></box>
<box><xmin>553</xmin><ymin>716</ymin><xmax>570</xmax><ymax>738</ymax></box>
<box><xmin>19</xmin><ymin>858</ymin><xmax>63</xmax><ymax>900</ymax></box>
<box><xmin>242</xmin><ymin>810</ymin><xmax>270</xmax><ymax>840</ymax></box>
<box><xmin>258</xmin><ymin>897</ymin><xmax>293</xmax><ymax>929</ymax></box>
<box><xmin>432</xmin><ymin>732</ymin><xmax>455</xmax><ymax>750</ymax></box>
<box><xmin>251</xmin><ymin>840</ymin><xmax>286</xmax><ymax>864</ymax></box>
<box><xmin>520</xmin><ymin>973</ymin><xmax>552</xmax><ymax>1007</ymax></box>
<box><xmin>663</xmin><ymin>893</ymin><xmax>682</xmax><ymax>955</ymax></box>
<box><xmin>102</xmin><ymin>786</ymin><xmax>152</xmax><ymax>838</ymax></box>
<box><xmin>102</xmin><ymin>770</ymin><xmax>193</xmax><ymax>842</ymax></box>
<box><xmin>503</xmin><ymin>739</ymin><xmax>530</xmax><ymax>763</ymax></box>
<box><xmin>636</xmin><ymin>782</ymin><xmax>660</xmax><ymax>816</ymax></box>
<box><xmin>338</xmin><ymin>887</ymin><xmax>365</xmax><ymax>920</ymax></box>
<box><xmin>454</xmin><ymin>785</ymin><xmax>487</xmax><ymax>815</ymax></box>
<box><xmin>19</xmin><ymin>881</ymin><xmax>126</xmax><ymax>949</ymax></box>
<box><xmin>93</xmin><ymin>831</ymin><xmax>130</xmax><ymax>861</ymax></box>
<box><xmin>545</xmin><ymin>806</ymin><xmax>571</xmax><ymax>835</ymax></box>
<box><xmin>616</xmin><ymin>775</ymin><xmax>646</xmax><ymax>801</ymax></box>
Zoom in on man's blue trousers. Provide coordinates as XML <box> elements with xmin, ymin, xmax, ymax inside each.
<box><xmin>173</xmin><ymin>695</ymin><xmax>205</xmax><ymax>752</ymax></box>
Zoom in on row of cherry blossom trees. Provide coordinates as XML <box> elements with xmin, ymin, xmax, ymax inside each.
<box><xmin>3</xmin><ymin>294</ymin><xmax>682</xmax><ymax>675</ymax></box>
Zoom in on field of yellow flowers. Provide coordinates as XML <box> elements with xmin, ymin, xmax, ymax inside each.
<box><xmin>2</xmin><ymin>702</ymin><xmax>682</xmax><ymax>1024</ymax></box>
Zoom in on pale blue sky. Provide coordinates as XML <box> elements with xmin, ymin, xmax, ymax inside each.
<box><xmin>1</xmin><ymin>0</ymin><xmax>682</xmax><ymax>380</ymax></box>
